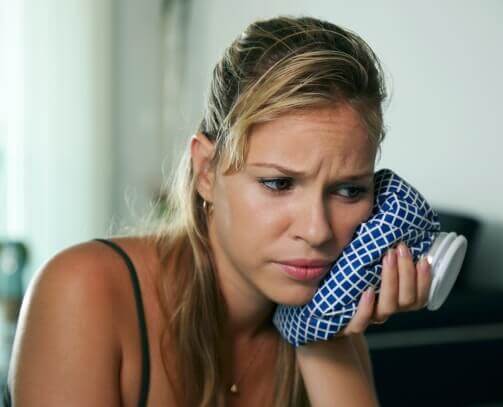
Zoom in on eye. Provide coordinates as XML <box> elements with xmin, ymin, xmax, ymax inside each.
<box><xmin>259</xmin><ymin>177</ymin><xmax>294</xmax><ymax>193</ymax></box>
<box><xmin>259</xmin><ymin>178</ymin><xmax>368</xmax><ymax>199</ymax></box>
<box><xmin>337</xmin><ymin>185</ymin><xmax>368</xmax><ymax>200</ymax></box>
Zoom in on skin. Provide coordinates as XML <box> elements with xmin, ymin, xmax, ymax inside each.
<box><xmin>191</xmin><ymin>102</ymin><xmax>432</xmax><ymax>405</ymax></box>
<box><xmin>8</xmin><ymin>103</ymin><xmax>432</xmax><ymax>406</ymax></box>
<box><xmin>191</xmin><ymin>102</ymin><xmax>432</xmax><ymax>347</ymax></box>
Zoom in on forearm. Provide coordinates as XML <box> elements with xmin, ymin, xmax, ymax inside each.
<box><xmin>350</xmin><ymin>333</ymin><xmax>378</xmax><ymax>396</ymax></box>
<box><xmin>296</xmin><ymin>335</ymin><xmax>380</xmax><ymax>407</ymax></box>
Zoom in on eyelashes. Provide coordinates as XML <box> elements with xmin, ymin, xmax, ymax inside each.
<box><xmin>260</xmin><ymin>178</ymin><xmax>293</xmax><ymax>192</ymax></box>
<box><xmin>258</xmin><ymin>177</ymin><xmax>369</xmax><ymax>200</ymax></box>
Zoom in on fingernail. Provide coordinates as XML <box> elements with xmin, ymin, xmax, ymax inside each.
<box><xmin>364</xmin><ymin>287</ymin><xmax>374</xmax><ymax>301</ymax></box>
<box><xmin>398</xmin><ymin>242</ymin><xmax>409</xmax><ymax>257</ymax></box>
<box><xmin>385</xmin><ymin>248</ymin><xmax>396</xmax><ymax>266</ymax></box>
<box><xmin>419</xmin><ymin>255</ymin><xmax>431</xmax><ymax>270</ymax></box>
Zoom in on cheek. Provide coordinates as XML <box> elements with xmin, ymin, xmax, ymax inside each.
<box><xmin>333</xmin><ymin>200</ymin><xmax>374</xmax><ymax>246</ymax></box>
<box><xmin>216</xmin><ymin>181</ymin><xmax>283</xmax><ymax>247</ymax></box>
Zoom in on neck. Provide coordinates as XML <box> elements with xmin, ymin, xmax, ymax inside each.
<box><xmin>208</xmin><ymin>224</ymin><xmax>277</xmax><ymax>342</ymax></box>
<box><xmin>218</xmin><ymin>264</ymin><xmax>277</xmax><ymax>342</ymax></box>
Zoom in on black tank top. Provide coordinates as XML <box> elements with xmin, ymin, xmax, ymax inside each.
<box><xmin>2</xmin><ymin>238</ymin><xmax>151</xmax><ymax>407</ymax></box>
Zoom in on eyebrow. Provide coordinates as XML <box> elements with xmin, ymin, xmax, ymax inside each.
<box><xmin>248</xmin><ymin>162</ymin><xmax>374</xmax><ymax>181</ymax></box>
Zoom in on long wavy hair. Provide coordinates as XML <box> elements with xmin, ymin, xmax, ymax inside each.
<box><xmin>142</xmin><ymin>15</ymin><xmax>388</xmax><ymax>406</ymax></box>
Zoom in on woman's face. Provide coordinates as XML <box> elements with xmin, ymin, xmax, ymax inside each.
<box><xmin>207</xmin><ymin>104</ymin><xmax>377</xmax><ymax>306</ymax></box>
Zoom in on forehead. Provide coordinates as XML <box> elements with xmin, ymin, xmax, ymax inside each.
<box><xmin>245</xmin><ymin>104</ymin><xmax>376</xmax><ymax>170</ymax></box>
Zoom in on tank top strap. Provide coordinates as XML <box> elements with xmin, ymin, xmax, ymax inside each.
<box><xmin>94</xmin><ymin>238</ymin><xmax>150</xmax><ymax>407</ymax></box>
<box><xmin>3</xmin><ymin>239</ymin><xmax>151</xmax><ymax>406</ymax></box>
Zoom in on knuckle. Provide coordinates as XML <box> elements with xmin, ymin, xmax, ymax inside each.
<box><xmin>375</xmin><ymin>311</ymin><xmax>391</xmax><ymax>321</ymax></box>
<box><xmin>343</xmin><ymin>323</ymin><xmax>357</xmax><ymax>336</ymax></box>
<box><xmin>375</xmin><ymin>306</ymin><xmax>398</xmax><ymax>319</ymax></box>
<box><xmin>399</xmin><ymin>296</ymin><xmax>417</xmax><ymax>308</ymax></box>
<box><xmin>378</xmin><ymin>302</ymin><xmax>397</xmax><ymax>315</ymax></box>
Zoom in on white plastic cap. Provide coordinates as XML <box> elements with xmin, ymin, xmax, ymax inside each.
<box><xmin>426</xmin><ymin>232</ymin><xmax>468</xmax><ymax>311</ymax></box>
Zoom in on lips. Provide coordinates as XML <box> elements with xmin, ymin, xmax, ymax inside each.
<box><xmin>277</xmin><ymin>258</ymin><xmax>333</xmax><ymax>268</ymax></box>
<box><xmin>276</xmin><ymin>260</ymin><xmax>332</xmax><ymax>282</ymax></box>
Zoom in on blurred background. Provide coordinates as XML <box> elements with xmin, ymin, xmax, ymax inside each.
<box><xmin>0</xmin><ymin>0</ymin><xmax>502</xmax><ymax>405</ymax></box>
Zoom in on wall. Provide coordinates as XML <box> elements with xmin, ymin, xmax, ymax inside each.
<box><xmin>111</xmin><ymin>0</ymin><xmax>164</xmax><ymax>232</ymax></box>
<box><xmin>177</xmin><ymin>0</ymin><xmax>503</xmax><ymax>288</ymax></box>
<box><xmin>21</xmin><ymin>0</ymin><xmax>114</xmax><ymax>284</ymax></box>
<box><xmin>86</xmin><ymin>1</ymin><xmax>502</xmax><ymax>289</ymax></box>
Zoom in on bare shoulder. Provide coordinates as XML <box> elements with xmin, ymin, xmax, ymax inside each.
<box><xmin>7</xmin><ymin>236</ymin><xmax>159</xmax><ymax>406</ymax></box>
<box><xmin>14</xmin><ymin>238</ymin><xmax>132</xmax><ymax>328</ymax></box>
<box><xmin>15</xmin><ymin>237</ymin><xmax>154</xmax><ymax>316</ymax></box>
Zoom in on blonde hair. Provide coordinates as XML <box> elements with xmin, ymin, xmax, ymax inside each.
<box><xmin>143</xmin><ymin>15</ymin><xmax>387</xmax><ymax>406</ymax></box>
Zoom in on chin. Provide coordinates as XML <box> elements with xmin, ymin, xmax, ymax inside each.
<box><xmin>270</xmin><ymin>283</ymin><xmax>319</xmax><ymax>306</ymax></box>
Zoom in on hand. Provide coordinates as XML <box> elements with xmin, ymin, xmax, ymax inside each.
<box><xmin>338</xmin><ymin>241</ymin><xmax>432</xmax><ymax>336</ymax></box>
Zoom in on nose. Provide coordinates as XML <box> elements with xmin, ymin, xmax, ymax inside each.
<box><xmin>292</xmin><ymin>193</ymin><xmax>334</xmax><ymax>248</ymax></box>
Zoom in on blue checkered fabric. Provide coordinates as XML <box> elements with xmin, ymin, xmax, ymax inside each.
<box><xmin>273</xmin><ymin>168</ymin><xmax>441</xmax><ymax>347</ymax></box>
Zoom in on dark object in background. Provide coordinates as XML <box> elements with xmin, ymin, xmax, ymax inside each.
<box><xmin>367</xmin><ymin>288</ymin><xmax>503</xmax><ymax>406</ymax></box>
<box><xmin>367</xmin><ymin>209</ymin><xmax>503</xmax><ymax>406</ymax></box>
<box><xmin>371</xmin><ymin>337</ymin><xmax>503</xmax><ymax>406</ymax></box>
<box><xmin>435</xmin><ymin>209</ymin><xmax>481</xmax><ymax>291</ymax></box>
<box><xmin>0</xmin><ymin>241</ymin><xmax>28</xmax><ymax>300</ymax></box>
<box><xmin>0</xmin><ymin>241</ymin><xmax>29</xmax><ymax>393</ymax></box>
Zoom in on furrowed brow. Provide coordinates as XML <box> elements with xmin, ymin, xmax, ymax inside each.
<box><xmin>248</xmin><ymin>163</ymin><xmax>304</xmax><ymax>176</ymax></box>
<box><xmin>248</xmin><ymin>162</ymin><xmax>373</xmax><ymax>181</ymax></box>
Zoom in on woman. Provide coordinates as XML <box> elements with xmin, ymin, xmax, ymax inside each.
<box><xmin>5</xmin><ymin>15</ymin><xmax>432</xmax><ymax>406</ymax></box>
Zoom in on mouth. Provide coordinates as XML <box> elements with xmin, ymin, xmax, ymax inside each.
<box><xmin>275</xmin><ymin>262</ymin><xmax>331</xmax><ymax>282</ymax></box>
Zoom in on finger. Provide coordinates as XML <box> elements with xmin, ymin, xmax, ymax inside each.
<box><xmin>397</xmin><ymin>241</ymin><xmax>417</xmax><ymax>308</ymax></box>
<box><xmin>416</xmin><ymin>255</ymin><xmax>432</xmax><ymax>309</ymax></box>
<box><xmin>343</xmin><ymin>287</ymin><xmax>375</xmax><ymax>335</ymax></box>
<box><xmin>373</xmin><ymin>248</ymin><xmax>398</xmax><ymax>322</ymax></box>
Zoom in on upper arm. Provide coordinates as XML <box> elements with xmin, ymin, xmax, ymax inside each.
<box><xmin>7</xmin><ymin>243</ymin><xmax>123</xmax><ymax>406</ymax></box>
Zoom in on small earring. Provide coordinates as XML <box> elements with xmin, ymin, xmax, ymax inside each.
<box><xmin>202</xmin><ymin>200</ymin><xmax>213</xmax><ymax>214</ymax></box>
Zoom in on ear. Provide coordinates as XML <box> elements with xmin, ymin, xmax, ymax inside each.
<box><xmin>190</xmin><ymin>132</ymin><xmax>216</xmax><ymax>203</ymax></box>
